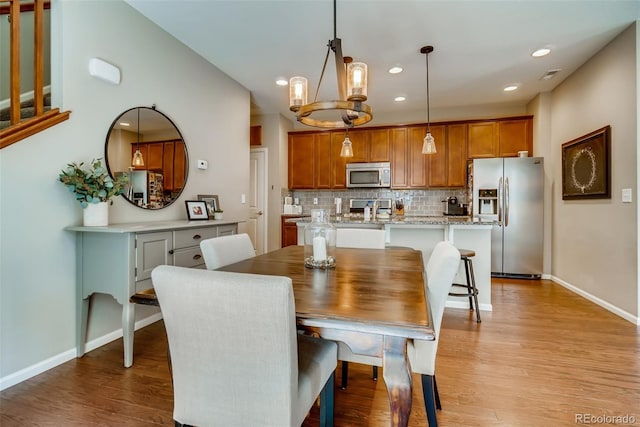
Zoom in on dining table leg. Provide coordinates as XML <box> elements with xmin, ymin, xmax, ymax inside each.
<box><xmin>382</xmin><ymin>335</ymin><xmax>412</xmax><ymax>427</ymax></box>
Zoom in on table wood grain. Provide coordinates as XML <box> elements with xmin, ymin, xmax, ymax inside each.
<box><xmin>218</xmin><ymin>245</ymin><xmax>432</xmax><ymax>427</ymax></box>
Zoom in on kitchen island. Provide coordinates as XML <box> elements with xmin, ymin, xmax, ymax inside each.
<box><xmin>291</xmin><ymin>216</ymin><xmax>494</xmax><ymax>311</ymax></box>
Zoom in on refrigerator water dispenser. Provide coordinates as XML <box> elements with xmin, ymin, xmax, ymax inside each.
<box><xmin>478</xmin><ymin>189</ymin><xmax>498</xmax><ymax>215</ymax></box>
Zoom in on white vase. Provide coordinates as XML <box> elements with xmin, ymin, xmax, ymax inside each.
<box><xmin>83</xmin><ymin>202</ymin><xmax>109</xmax><ymax>226</ymax></box>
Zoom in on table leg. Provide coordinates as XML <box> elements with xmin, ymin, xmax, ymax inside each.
<box><xmin>76</xmin><ymin>296</ymin><xmax>90</xmax><ymax>357</ymax></box>
<box><xmin>123</xmin><ymin>302</ymin><xmax>135</xmax><ymax>367</ymax></box>
<box><xmin>382</xmin><ymin>335</ymin><xmax>412</xmax><ymax>427</ymax></box>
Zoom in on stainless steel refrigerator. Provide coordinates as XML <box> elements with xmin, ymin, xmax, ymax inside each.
<box><xmin>470</xmin><ymin>157</ymin><xmax>544</xmax><ymax>278</ymax></box>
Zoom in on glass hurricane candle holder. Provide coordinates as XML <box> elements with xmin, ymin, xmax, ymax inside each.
<box><xmin>304</xmin><ymin>209</ymin><xmax>336</xmax><ymax>269</ymax></box>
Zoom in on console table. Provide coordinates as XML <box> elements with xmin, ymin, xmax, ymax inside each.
<box><xmin>67</xmin><ymin>220</ymin><xmax>239</xmax><ymax>367</ymax></box>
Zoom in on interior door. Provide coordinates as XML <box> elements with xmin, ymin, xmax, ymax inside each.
<box><xmin>249</xmin><ymin>148</ymin><xmax>267</xmax><ymax>254</ymax></box>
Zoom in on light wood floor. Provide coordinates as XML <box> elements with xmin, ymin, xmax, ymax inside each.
<box><xmin>1</xmin><ymin>278</ymin><xmax>639</xmax><ymax>426</ymax></box>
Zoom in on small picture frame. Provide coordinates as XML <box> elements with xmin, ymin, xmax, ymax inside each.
<box><xmin>185</xmin><ymin>200</ymin><xmax>209</xmax><ymax>220</ymax></box>
<box><xmin>197</xmin><ymin>194</ymin><xmax>220</xmax><ymax>218</ymax></box>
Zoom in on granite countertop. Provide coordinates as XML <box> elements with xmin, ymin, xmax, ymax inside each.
<box><xmin>287</xmin><ymin>215</ymin><xmax>497</xmax><ymax>226</ymax></box>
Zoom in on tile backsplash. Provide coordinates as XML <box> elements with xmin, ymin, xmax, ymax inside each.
<box><xmin>283</xmin><ymin>188</ymin><xmax>468</xmax><ymax>216</ymax></box>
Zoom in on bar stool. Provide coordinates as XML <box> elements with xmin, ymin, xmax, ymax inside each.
<box><xmin>449</xmin><ymin>249</ymin><xmax>481</xmax><ymax>322</ymax></box>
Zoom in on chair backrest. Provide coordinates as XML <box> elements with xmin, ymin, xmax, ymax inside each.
<box><xmin>336</xmin><ymin>228</ymin><xmax>386</xmax><ymax>249</ymax></box>
<box><xmin>152</xmin><ymin>265</ymin><xmax>299</xmax><ymax>426</ymax></box>
<box><xmin>200</xmin><ymin>233</ymin><xmax>256</xmax><ymax>270</ymax></box>
<box><xmin>408</xmin><ymin>241</ymin><xmax>461</xmax><ymax>375</ymax></box>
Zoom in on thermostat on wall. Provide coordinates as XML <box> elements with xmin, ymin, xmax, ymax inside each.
<box><xmin>89</xmin><ymin>58</ymin><xmax>121</xmax><ymax>85</ymax></box>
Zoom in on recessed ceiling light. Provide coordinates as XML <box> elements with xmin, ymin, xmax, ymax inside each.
<box><xmin>532</xmin><ymin>48</ymin><xmax>551</xmax><ymax>58</ymax></box>
<box><xmin>275</xmin><ymin>78</ymin><xmax>288</xmax><ymax>86</ymax></box>
<box><xmin>388</xmin><ymin>66</ymin><xmax>403</xmax><ymax>74</ymax></box>
<box><xmin>394</xmin><ymin>96</ymin><xmax>406</xmax><ymax>102</ymax></box>
<box><xmin>504</xmin><ymin>85</ymin><xmax>519</xmax><ymax>92</ymax></box>
<box><xmin>119</xmin><ymin>122</ymin><xmax>130</xmax><ymax>126</ymax></box>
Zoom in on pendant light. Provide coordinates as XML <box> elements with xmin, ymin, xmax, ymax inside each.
<box><xmin>340</xmin><ymin>125</ymin><xmax>354</xmax><ymax>158</ymax></box>
<box><xmin>421</xmin><ymin>46</ymin><xmax>436</xmax><ymax>155</ymax></box>
<box><xmin>289</xmin><ymin>0</ymin><xmax>372</xmax><ymax>129</ymax></box>
<box><xmin>131</xmin><ymin>108</ymin><xmax>145</xmax><ymax>167</ymax></box>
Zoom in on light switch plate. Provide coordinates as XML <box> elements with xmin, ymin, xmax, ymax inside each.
<box><xmin>622</xmin><ymin>188</ymin><xmax>632</xmax><ymax>203</ymax></box>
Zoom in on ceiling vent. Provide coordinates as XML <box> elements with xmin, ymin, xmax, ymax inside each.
<box><xmin>541</xmin><ymin>69</ymin><xmax>561</xmax><ymax>80</ymax></box>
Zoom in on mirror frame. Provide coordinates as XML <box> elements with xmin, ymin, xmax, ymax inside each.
<box><xmin>105</xmin><ymin>106</ymin><xmax>189</xmax><ymax>209</ymax></box>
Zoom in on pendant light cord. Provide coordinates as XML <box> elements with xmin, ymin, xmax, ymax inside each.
<box><xmin>425</xmin><ymin>51</ymin><xmax>431</xmax><ymax>134</ymax></box>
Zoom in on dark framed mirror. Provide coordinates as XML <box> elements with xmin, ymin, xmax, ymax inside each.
<box><xmin>105</xmin><ymin>106</ymin><xmax>188</xmax><ymax>209</ymax></box>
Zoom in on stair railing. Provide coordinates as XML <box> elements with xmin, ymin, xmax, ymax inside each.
<box><xmin>0</xmin><ymin>0</ymin><xmax>70</xmax><ymax>149</ymax></box>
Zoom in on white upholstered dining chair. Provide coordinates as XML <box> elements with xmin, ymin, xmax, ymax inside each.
<box><xmin>200</xmin><ymin>233</ymin><xmax>256</xmax><ymax>270</ymax></box>
<box><xmin>334</xmin><ymin>228</ymin><xmax>386</xmax><ymax>388</ymax></box>
<box><xmin>152</xmin><ymin>265</ymin><xmax>337</xmax><ymax>427</ymax></box>
<box><xmin>409</xmin><ymin>240</ymin><xmax>461</xmax><ymax>426</ymax></box>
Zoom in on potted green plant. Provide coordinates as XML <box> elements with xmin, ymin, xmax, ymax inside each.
<box><xmin>58</xmin><ymin>158</ymin><xmax>129</xmax><ymax>226</ymax></box>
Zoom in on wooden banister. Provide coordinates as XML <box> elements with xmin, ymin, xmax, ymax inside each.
<box><xmin>0</xmin><ymin>0</ymin><xmax>70</xmax><ymax>150</ymax></box>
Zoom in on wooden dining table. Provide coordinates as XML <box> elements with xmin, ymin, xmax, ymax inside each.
<box><xmin>217</xmin><ymin>245</ymin><xmax>433</xmax><ymax>427</ymax></box>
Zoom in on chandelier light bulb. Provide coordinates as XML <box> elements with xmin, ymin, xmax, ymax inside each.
<box><xmin>289</xmin><ymin>76</ymin><xmax>308</xmax><ymax>111</ymax></box>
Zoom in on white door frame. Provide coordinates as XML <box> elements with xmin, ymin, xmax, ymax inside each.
<box><xmin>250</xmin><ymin>148</ymin><xmax>269</xmax><ymax>254</ymax></box>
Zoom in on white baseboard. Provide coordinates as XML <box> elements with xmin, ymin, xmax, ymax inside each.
<box><xmin>0</xmin><ymin>312</ymin><xmax>163</xmax><ymax>391</ymax></box>
<box><xmin>551</xmin><ymin>275</ymin><xmax>639</xmax><ymax>325</ymax></box>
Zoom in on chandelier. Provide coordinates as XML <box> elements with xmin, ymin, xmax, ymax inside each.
<box><xmin>288</xmin><ymin>0</ymin><xmax>372</xmax><ymax>130</ymax></box>
<box><xmin>421</xmin><ymin>45</ymin><xmax>436</xmax><ymax>155</ymax></box>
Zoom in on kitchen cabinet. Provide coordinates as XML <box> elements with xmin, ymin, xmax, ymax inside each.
<box><xmin>288</xmin><ymin>132</ymin><xmax>332</xmax><ymax>189</ymax></box>
<box><xmin>288</xmin><ymin>115</ymin><xmax>532</xmax><ymax>190</ymax></box>
<box><xmin>408</xmin><ymin>126</ymin><xmax>428</xmax><ymax>188</ymax></box>
<box><xmin>427</xmin><ymin>124</ymin><xmax>467</xmax><ymax>188</ymax></box>
<box><xmin>467</xmin><ymin>121</ymin><xmax>498</xmax><ymax>159</ymax></box>
<box><xmin>68</xmin><ymin>220</ymin><xmax>239</xmax><ymax>367</ymax></box>
<box><xmin>288</xmin><ymin>133</ymin><xmax>315</xmax><ymax>189</ymax></box>
<box><xmin>390</xmin><ymin>128</ymin><xmax>409</xmax><ymax>188</ymax></box>
<box><xmin>281</xmin><ymin>215</ymin><xmax>302</xmax><ymax>247</ymax></box>
<box><xmin>468</xmin><ymin>117</ymin><xmax>532</xmax><ymax>158</ymax></box>
<box><xmin>498</xmin><ymin>119</ymin><xmax>532</xmax><ymax>157</ymax></box>
<box><xmin>368</xmin><ymin>129</ymin><xmax>391</xmax><ymax>162</ymax></box>
<box><xmin>250</xmin><ymin>125</ymin><xmax>262</xmax><ymax>146</ymax></box>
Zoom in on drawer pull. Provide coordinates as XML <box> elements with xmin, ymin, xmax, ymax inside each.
<box><xmin>192</xmin><ymin>234</ymin><xmax>202</xmax><ymax>240</ymax></box>
<box><xmin>168</xmin><ymin>249</ymin><xmax>175</xmax><ymax>255</ymax></box>
<box><xmin>193</xmin><ymin>254</ymin><xmax>202</xmax><ymax>260</ymax></box>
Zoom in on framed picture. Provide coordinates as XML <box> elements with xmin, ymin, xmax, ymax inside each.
<box><xmin>185</xmin><ymin>200</ymin><xmax>209</xmax><ymax>220</ymax></box>
<box><xmin>562</xmin><ymin>126</ymin><xmax>611</xmax><ymax>200</ymax></box>
<box><xmin>197</xmin><ymin>194</ymin><xmax>220</xmax><ymax>218</ymax></box>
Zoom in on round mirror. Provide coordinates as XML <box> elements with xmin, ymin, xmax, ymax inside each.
<box><xmin>105</xmin><ymin>106</ymin><xmax>188</xmax><ymax>209</ymax></box>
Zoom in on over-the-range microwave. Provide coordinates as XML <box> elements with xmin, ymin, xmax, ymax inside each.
<box><xmin>346</xmin><ymin>162</ymin><xmax>391</xmax><ymax>188</ymax></box>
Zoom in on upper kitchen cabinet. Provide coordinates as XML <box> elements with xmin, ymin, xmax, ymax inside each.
<box><xmin>390</xmin><ymin>128</ymin><xmax>408</xmax><ymax>188</ymax></box>
<box><xmin>250</xmin><ymin>125</ymin><xmax>262</xmax><ymax>146</ymax></box>
<box><xmin>467</xmin><ymin>121</ymin><xmax>498</xmax><ymax>159</ymax></box>
<box><xmin>288</xmin><ymin>133</ymin><xmax>315</xmax><ymax>189</ymax></box>
<box><xmin>288</xmin><ymin>132</ymin><xmax>332</xmax><ymax>189</ymax></box>
<box><xmin>498</xmin><ymin>119</ymin><xmax>532</xmax><ymax>157</ymax></box>
<box><xmin>368</xmin><ymin>129</ymin><xmax>391</xmax><ymax>162</ymax></box>
<box><xmin>428</xmin><ymin>124</ymin><xmax>466</xmax><ymax>188</ymax></box>
<box><xmin>408</xmin><ymin>126</ymin><xmax>429</xmax><ymax>188</ymax></box>
<box><xmin>467</xmin><ymin>117</ymin><xmax>532</xmax><ymax>158</ymax></box>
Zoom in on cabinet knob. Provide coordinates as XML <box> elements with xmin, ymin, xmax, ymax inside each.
<box><xmin>192</xmin><ymin>234</ymin><xmax>202</xmax><ymax>240</ymax></box>
<box><xmin>168</xmin><ymin>249</ymin><xmax>175</xmax><ymax>255</ymax></box>
<box><xmin>193</xmin><ymin>254</ymin><xmax>202</xmax><ymax>260</ymax></box>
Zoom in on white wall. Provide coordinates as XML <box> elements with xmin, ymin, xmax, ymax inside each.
<box><xmin>549</xmin><ymin>23</ymin><xmax>637</xmax><ymax>318</ymax></box>
<box><xmin>0</xmin><ymin>0</ymin><xmax>249</xmax><ymax>385</ymax></box>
